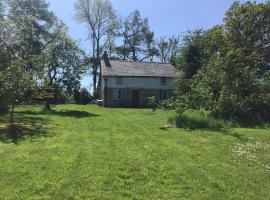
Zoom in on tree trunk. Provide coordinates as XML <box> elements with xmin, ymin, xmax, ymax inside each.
<box><xmin>9</xmin><ymin>103</ymin><xmax>15</xmax><ymax>127</ymax></box>
<box><xmin>9</xmin><ymin>103</ymin><xmax>17</xmax><ymax>140</ymax></box>
<box><xmin>93</xmin><ymin>66</ymin><xmax>97</xmax><ymax>97</ymax></box>
<box><xmin>123</xmin><ymin>38</ymin><xmax>127</xmax><ymax>60</ymax></box>
<box><xmin>45</xmin><ymin>100</ymin><xmax>51</xmax><ymax>111</ymax></box>
<box><xmin>132</xmin><ymin>48</ymin><xmax>136</xmax><ymax>61</ymax></box>
<box><xmin>97</xmin><ymin>64</ymin><xmax>102</xmax><ymax>98</ymax></box>
<box><xmin>94</xmin><ymin>37</ymin><xmax>101</xmax><ymax>98</ymax></box>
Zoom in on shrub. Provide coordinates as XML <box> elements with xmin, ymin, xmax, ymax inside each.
<box><xmin>74</xmin><ymin>88</ymin><xmax>93</xmax><ymax>105</ymax></box>
<box><xmin>147</xmin><ymin>96</ymin><xmax>158</xmax><ymax>111</ymax></box>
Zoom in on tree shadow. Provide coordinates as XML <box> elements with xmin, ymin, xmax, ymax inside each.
<box><xmin>168</xmin><ymin>115</ymin><xmax>227</xmax><ymax>131</ymax></box>
<box><xmin>167</xmin><ymin>115</ymin><xmax>249</xmax><ymax>141</ymax></box>
<box><xmin>51</xmin><ymin>110</ymin><xmax>100</xmax><ymax>118</ymax></box>
<box><xmin>219</xmin><ymin>129</ymin><xmax>249</xmax><ymax>142</ymax></box>
<box><xmin>16</xmin><ymin>110</ymin><xmax>100</xmax><ymax>119</ymax></box>
<box><xmin>0</xmin><ymin>116</ymin><xmax>51</xmax><ymax>144</ymax></box>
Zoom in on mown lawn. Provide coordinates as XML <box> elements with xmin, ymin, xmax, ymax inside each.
<box><xmin>0</xmin><ymin>105</ymin><xmax>269</xmax><ymax>199</ymax></box>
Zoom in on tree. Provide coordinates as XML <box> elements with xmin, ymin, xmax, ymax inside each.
<box><xmin>0</xmin><ymin>1</ymin><xmax>9</xmax><ymax>113</ymax></box>
<box><xmin>74</xmin><ymin>0</ymin><xmax>118</xmax><ymax>97</ymax></box>
<box><xmin>172</xmin><ymin>1</ymin><xmax>270</xmax><ymax>123</ymax></box>
<box><xmin>117</xmin><ymin>10</ymin><xmax>150</xmax><ymax>61</ymax></box>
<box><xmin>2</xmin><ymin>59</ymin><xmax>37</xmax><ymax>129</ymax></box>
<box><xmin>157</xmin><ymin>37</ymin><xmax>170</xmax><ymax>63</ymax></box>
<box><xmin>0</xmin><ymin>0</ymin><xmax>54</xmax><ymax>117</ymax></box>
<box><xmin>141</xmin><ymin>31</ymin><xmax>159</xmax><ymax>61</ymax></box>
<box><xmin>41</xmin><ymin>22</ymin><xmax>85</xmax><ymax>111</ymax></box>
<box><xmin>74</xmin><ymin>88</ymin><xmax>93</xmax><ymax>105</ymax></box>
<box><xmin>157</xmin><ymin>36</ymin><xmax>180</xmax><ymax>63</ymax></box>
<box><xmin>3</xmin><ymin>0</ymin><xmax>55</xmax><ymax>105</ymax></box>
<box><xmin>176</xmin><ymin>29</ymin><xmax>206</xmax><ymax>78</ymax></box>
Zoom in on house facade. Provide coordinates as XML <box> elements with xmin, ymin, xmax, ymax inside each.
<box><xmin>101</xmin><ymin>53</ymin><xmax>178</xmax><ymax>107</ymax></box>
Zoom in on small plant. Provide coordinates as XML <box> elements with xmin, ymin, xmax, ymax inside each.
<box><xmin>147</xmin><ymin>96</ymin><xmax>158</xmax><ymax>111</ymax></box>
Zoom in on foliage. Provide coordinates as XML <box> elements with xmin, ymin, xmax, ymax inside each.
<box><xmin>147</xmin><ymin>96</ymin><xmax>158</xmax><ymax>111</ymax></box>
<box><xmin>40</xmin><ymin>21</ymin><xmax>85</xmax><ymax>110</ymax></box>
<box><xmin>172</xmin><ymin>1</ymin><xmax>270</xmax><ymax>123</ymax></box>
<box><xmin>156</xmin><ymin>36</ymin><xmax>181</xmax><ymax>64</ymax></box>
<box><xmin>0</xmin><ymin>0</ymin><xmax>87</xmax><ymax>125</ymax></box>
<box><xmin>118</xmin><ymin>10</ymin><xmax>152</xmax><ymax>61</ymax></box>
<box><xmin>74</xmin><ymin>88</ymin><xmax>93</xmax><ymax>105</ymax></box>
<box><xmin>167</xmin><ymin>110</ymin><xmax>231</xmax><ymax>131</ymax></box>
<box><xmin>1</xmin><ymin>59</ymin><xmax>38</xmax><ymax>126</ymax></box>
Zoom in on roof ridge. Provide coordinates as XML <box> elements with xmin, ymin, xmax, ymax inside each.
<box><xmin>109</xmin><ymin>59</ymin><xmax>173</xmax><ymax>65</ymax></box>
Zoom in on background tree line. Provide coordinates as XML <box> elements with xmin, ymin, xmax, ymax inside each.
<box><xmin>1</xmin><ymin>0</ymin><xmax>270</xmax><ymax>126</ymax></box>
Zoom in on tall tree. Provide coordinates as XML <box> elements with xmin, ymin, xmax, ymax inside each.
<box><xmin>41</xmin><ymin>22</ymin><xmax>85</xmax><ymax>110</ymax></box>
<box><xmin>74</xmin><ymin>0</ymin><xmax>117</xmax><ymax>97</ymax></box>
<box><xmin>0</xmin><ymin>0</ymin><xmax>55</xmax><ymax>113</ymax></box>
<box><xmin>2</xmin><ymin>59</ymin><xmax>37</xmax><ymax>129</ymax></box>
<box><xmin>157</xmin><ymin>37</ymin><xmax>170</xmax><ymax>63</ymax></box>
<box><xmin>0</xmin><ymin>0</ymin><xmax>9</xmax><ymax>113</ymax></box>
<box><xmin>141</xmin><ymin>31</ymin><xmax>159</xmax><ymax>61</ymax></box>
<box><xmin>118</xmin><ymin>10</ymin><xmax>150</xmax><ymax>61</ymax></box>
<box><xmin>157</xmin><ymin>36</ymin><xmax>180</xmax><ymax>63</ymax></box>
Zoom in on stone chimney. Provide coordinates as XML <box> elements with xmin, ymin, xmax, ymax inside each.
<box><xmin>103</xmin><ymin>51</ymin><xmax>111</xmax><ymax>67</ymax></box>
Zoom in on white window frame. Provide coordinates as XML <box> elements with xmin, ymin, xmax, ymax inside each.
<box><xmin>113</xmin><ymin>89</ymin><xmax>124</xmax><ymax>100</ymax></box>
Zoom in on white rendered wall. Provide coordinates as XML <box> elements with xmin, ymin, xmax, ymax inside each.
<box><xmin>105</xmin><ymin>77</ymin><xmax>175</xmax><ymax>90</ymax></box>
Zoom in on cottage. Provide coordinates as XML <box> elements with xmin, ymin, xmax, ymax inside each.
<box><xmin>101</xmin><ymin>52</ymin><xmax>178</xmax><ymax>107</ymax></box>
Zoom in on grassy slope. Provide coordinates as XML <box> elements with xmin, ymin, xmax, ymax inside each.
<box><xmin>0</xmin><ymin>105</ymin><xmax>269</xmax><ymax>200</ymax></box>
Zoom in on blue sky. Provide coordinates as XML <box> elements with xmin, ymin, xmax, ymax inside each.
<box><xmin>46</xmin><ymin>0</ymin><xmax>265</xmax><ymax>90</ymax></box>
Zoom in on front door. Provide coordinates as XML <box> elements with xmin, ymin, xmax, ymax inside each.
<box><xmin>132</xmin><ymin>90</ymin><xmax>140</xmax><ymax>107</ymax></box>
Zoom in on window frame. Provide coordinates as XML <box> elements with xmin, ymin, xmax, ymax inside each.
<box><xmin>160</xmin><ymin>91</ymin><xmax>167</xmax><ymax>101</ymax></box>
<box><xmin>113</xmin><ymin>89</ymin><xmax>128</xmax><ymax>101</ymax></box>
<box><xmin>117</xmin><ymin>89</ymin><xmax>122</xmax><ymax>100</ymax></box>
<box><xmin>160</xmin><ymin>78</ymin><xmax>167</xmax><ymax>85</ymax></box>
<box><xmin>116</xmin><ymin>77</ymin><xmax>123</xmax><ymax>85</ymax></box>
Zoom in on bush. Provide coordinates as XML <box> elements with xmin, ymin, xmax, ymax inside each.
<box><xmin>74</xmin><ymin>88</ymin><xmax>93</xmax><ymax>105</ymax></box>
<box><xmin>168</xmin><ymin>110</ymin><xmax>230</xmax><ymax>130</ymax></box>
<box><xmin>147</xmin><ymin>96</ymin><xmax>158</xmax><ymax>111</ymax></box>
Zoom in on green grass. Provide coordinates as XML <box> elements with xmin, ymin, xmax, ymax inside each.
<box><xmin>0</xmin><ymin>104</ymin><xmax>270</xmax><ymax>199</ymax></box>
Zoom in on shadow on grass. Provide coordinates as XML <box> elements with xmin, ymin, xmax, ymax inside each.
<box><xmin>167</xmin><ymin>114</ymin><xmax>248</xmax><ymax>142</ymax></box>
<box><xmin>16</xmin><ymin>110</ymin><xmax>100</xmax><ymax>119</ymax></box>
<box><xmin>0</xmin><ymin>116</ymin><xmax>51</xmax><ymax>144</ymax></box>
<box><xmin>168</xmin><ymin>114</ymin><xmax>227</xmax><ymax>131</ymax></box>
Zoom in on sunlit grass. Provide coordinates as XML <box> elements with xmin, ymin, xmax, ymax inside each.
<box><xmin>0</xmin><ymin>105</ymin><xmax>269</xmax><ymax>199</ymax></box>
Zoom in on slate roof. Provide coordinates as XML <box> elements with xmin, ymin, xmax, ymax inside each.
<box><xmin>101</xmin><ymin>60</ymin><xmax>178</xmax><ymax>78</ymax></box>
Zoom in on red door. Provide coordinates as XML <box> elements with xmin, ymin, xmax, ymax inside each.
<box><xmin>132</xmin><ymin>90</ymin><xmax>140</xmax><ymax>107</ymax></box>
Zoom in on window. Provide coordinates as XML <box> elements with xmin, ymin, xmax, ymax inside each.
<box><xmin>161</xmin><ymin>78</ymin><xmax>167</xmax><ymax>85</ymax></box>
<box><xmin>118</xmin><ymin>90</ymin><xmax>122</xmax><ymax>100</ymax></box>
<box><xmin>113</xmin><ymin>89</ymin><xmax>119</xmax><ymax>100</ymax></box>
<box><xmin>116</xmin><ymin>77</ymin><xmax>123</xmax><ymax>85</ymax></box>
<box><xmin>113</xmin><ymin>89</ymin><xmax>129</xmax><ymax>100</ymax></box>
<box><xmin>160</xmin><ymin>91</ymin><xmax>167</xmax><ymax>101</ymax></box>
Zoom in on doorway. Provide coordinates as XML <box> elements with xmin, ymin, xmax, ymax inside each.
<box><xmin>132</xmin><ymin>90</ymin><xmax>140</xmax><ymax>107</ymax></box>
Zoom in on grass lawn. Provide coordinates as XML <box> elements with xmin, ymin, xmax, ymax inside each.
<box><xmin>0</xmin><ymin>104</ymin><xmax>270</xmax><ymax>199</ymax></box>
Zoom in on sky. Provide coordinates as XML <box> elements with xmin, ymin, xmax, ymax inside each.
<box><xmin>46</xmin><ymin>0</ymin><xmax>265</xmax><ymax>90</ymax></box>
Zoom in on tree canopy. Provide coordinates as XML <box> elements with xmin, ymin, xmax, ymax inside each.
<box><xmin>0</xmin><ymin>0</ymin><xmax>87</xmax><ymax>126</ymax></box>
<box><xmin>171</xmin><ymin>0</ymin><xmax>270</xmax><ymax>123</ymax></box>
